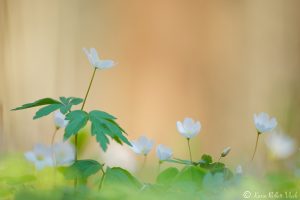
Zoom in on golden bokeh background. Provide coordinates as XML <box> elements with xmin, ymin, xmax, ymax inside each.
<box><xmin>0</xmin><ymin>0</ymin><xmax>299</xmax><ymax>171</ymax></box>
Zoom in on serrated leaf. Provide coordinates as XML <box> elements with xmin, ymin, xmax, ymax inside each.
<box><xmin>64</xmin><ymin>110</ymin><xmax>89</xmax><ymax>141</ymax></box>
<box><xmin>89</xmin><ymin>110</ymin><xmax>116</xmax><ymax>120</ymax></box>
<box><xmin>63</xmin><ymin>159</ymin><xmax>102</xmax><ymax>179</ymax></box>
<box><xmin>12</xmin><ymin>98</ymin><xmax>61</xmax><ymax>111</ymax></box>
<box><xmin>89</xmin><ymin>110</ymin><xmax>130</xmax><ymax>152</ymax></box>
<box><xmin>157</xmin><ymin>167</ymin><xmax>179</xmax><ymax>185</ymax></box>
<box><xmin>59</xmin><ymin>97</ymin><xmax>83</xmax><ymax>114</ymax></box>
<box><xmin>33</xmin><ymin>104</ymin><xmax>62</xmax><ymax>119</ymax></box>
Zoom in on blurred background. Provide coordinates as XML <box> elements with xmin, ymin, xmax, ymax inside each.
<box><xmin>0</xmin><ymin>0</ymin><xmax>299</xmax><ymax>174</ymax></box>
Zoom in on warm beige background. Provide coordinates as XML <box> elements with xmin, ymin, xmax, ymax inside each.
<box><xmin>0</xmin><ymin>0</ymin><xmax>299</xmax><ymax>168</ymax></box>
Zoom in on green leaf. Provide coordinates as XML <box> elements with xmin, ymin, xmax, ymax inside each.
<box><xmin>59</xmin><ymin>97</ymin><xmax>83</xmax><ymax>114</ymax></box>
<box><xmin>173</xmin><ymin>166</ymin><xmax>207</xmax><ymax>189</ymax></box>
<box><xmin>12</xmin><ymin>98</ymin><xmax>61</xmax><ymax>111</ymax></box>
<box><xmin>33</xmin><ymin>104</ymin><xmax>62</xmax><ymax>119</ymax></box>
<box><xmin>62</xmin><ymin>159</ymin><xmax>102</xmax><ymax>180</ymax></box>
<box><xmin>198</xmin><ymin>154</ymin><xmax>213</xmax><ymax>166</ymax></box>
<box><xmin>89</xmin><ymin>110</ymin><xmax>130</xmax><ymax>152</ymax></box>
<box><xmin>64</xmin><ymin>110</ymin><xmax>89</xmax><ymax>141</ymax></box>
<box><xmin>103</xmin><ymin>167</ymin><xmax>141</xmax><ymax>190</ymax></box>
<box><xmin>157</xmin><ymin>167</ymin><xmax>179</xmax><ymax>185</ymax></box>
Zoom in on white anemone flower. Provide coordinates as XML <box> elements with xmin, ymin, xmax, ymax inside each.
<box><xmin>131</xmin><ymin>136</ymin><xmax>154</xmax><ymax>156</ymax></box>
<box><xmin>156</xmin><ymin>144</ymin><xmax>173</xmax><ymax>161</ymax></box>
<box><xmin>24</xmin><ymin>144</ymin><xmax>53</xmax><ymax>170</ymax></box>
<box><xmin>266</xmin><ymin>131</ymin><xmax>296</xmax><ymax>159</ymax></box>
<box><xmin>177</xmin><ymin>118</ymin><xmax>201</xmax><ymax>139</ymax></box>
<box><xmin>53</xmin><ymin>142</ymin><xmax>75</xmax><ymax>166</ymax></box>
<box><xmin>54</xmin><ymin>111</ymin><xmax>68</xmax><ymax>129</ymax></box>
<box><xmin>253</xmin><ymin>112</ymin><xmax>277</xmax><ymax>133</ymax></box>
<box><xmin>83</xmin><ymin>48</ymin><xmax>115</xmax><ymax>70</ymax></box>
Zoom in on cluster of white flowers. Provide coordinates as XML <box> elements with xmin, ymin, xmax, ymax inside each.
<box><xmin>25</xmin><ymin>142</ymin><xmax>75</xmax><ymax>170</ymax></box>
<box><xmin>130</xmin><ymin>136</ymin><xmax>173</xmax><ymax>161</ymax></box>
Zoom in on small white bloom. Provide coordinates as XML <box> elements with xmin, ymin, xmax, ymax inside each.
<box><xmin>130</xmin><ymin>136</ymin><xmax>154</xmax><ymax>156</ymax></box>
<box><xmin>266</xmin><ymin>131</ymin><xmax>296</xmax><ymax>159</ymax></box>
<box><xmin>53</xmin><ymin>142</ymin><xmax>75</xmax><ymax>166</ymax></box>
<box><xmin>221</xmin><ymin>147</ymin><xmax>231</xmax><ymax>157</ymax></box>
<box><xmin>54</xmin><ymin>111</ymin><xmax>68</xmax><ymax>128</ymax></box>
<box><xmin>176</xmin><ymin>117</ymin><xmax>201</xmax><ymax>139</ymax></box>
<box><xmin>253</xmin><ymin>112</ymin><xmax>277</xmax><ymax>133</ymax></box>
<box><xmin>156</xmin><ymin>144</ymin><xmax>173</xmax><ymax>161</ymax></box>
<box><xmin>24</xmin><ymin>144</ymin><xmax>53</xmax><ymax>170</ymax></box>
<box><xmin>236</xmin><ymin>165</ymin><xmax>243</xmax><ymax>175</ymax></box>
<box><xmin>83</xmin><ymin>48</ymin><xmax>115</xmax><ymax>70</ymax></box>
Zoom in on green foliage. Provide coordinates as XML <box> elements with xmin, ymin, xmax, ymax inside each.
<box><xmin>62</xmin><ymin>159</ymin><xmax>102</xmax><ymax>180</ymax></box>
<box><xmin>156</xmin><ymin>167</ymin><xmax>179</xmax><ymax>185</ymax></box>
<box><xmin>103</xmin><ymin>167</ymin><xmax>142</xmax><ymax>190</ymax></box>
<box><xmin>63</xmin><ymin>110</ymin><xmax>89</xmax><ymax>141</ymax></box>
<box><xmin>12</xmin><ymin>98</ymin><xmax>61</xmax><ymax>111</ymax></box>
<box><xmin>89</xmin><ymin>110</ymin><xmax>131</xmax><ymax>151</ymax></box>
<box><xmin>12</xmin><ymin>96</ymin><xmax>84</xmax><ymax>119</ymax></box>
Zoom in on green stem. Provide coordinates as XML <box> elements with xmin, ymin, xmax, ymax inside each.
<box><xmin>51</xmin><ymin>127</ymin><xmax>59</xmax><ymax>185</ymax></box>
<box><xmin>187</xmin><ymin>139</ymin><xmax>193</xmax><ymax>163</ymax></box>
<box><xmin>98</xmin><ymin>167</ymin><xmax>106</xmax><ymax>191</ymax></box>
<box><xmin>74</xmin><ymin>67</ymin><xmax>97</xmax><ymax>188</ymax></box>
<box><xmin>251</xmin><ymin>133</ymin><xmax>260</xmax><ymax>161</ymax></box>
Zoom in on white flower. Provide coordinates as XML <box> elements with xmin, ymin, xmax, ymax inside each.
<box><xmin>221</xmin><ymin>147</ymin><xmax>231</xmax><ymax>157</ymax></box>
<box><xmin>236</xmin><ymin>165</ymin><xmax>243</xmax><ymax>175</ymax></box>
<box><xmin>83</xmin><ymin>48</ymin><xmax>115</xmax><ymax>70</ymax></box>
<box><xmin>130</xmin><ymin>136</ymin><xmax>154</xmax><ymax>156</ymax></box>
<box><xmin>24</xmin><ymin>144</ymin><xmax>53</xmax><ymax>170</ymax></box>
<box><xmin>266</xmin><ymin>131</ymin><xmax>296</xmax><ymax>159</ymax></box>
<box><xmin>156</xmin><ymin>144</ymin><xmax>173</xmax><ymax>161</ymax></box>
<box><xmin>53</xmin><ymin>142</ymin><xmax>75</xmax><ymax>166</ymax></box>
<box><xmin>54</xmin><ymin>111</ymin><xmax>68</xmax><ymax>128</ymax></box>
<box><xmin>253</xmin><ymin>112</ymin><xmax>277</xmax><ymax>133</ymax></box>
<box><xmin>176</xmin><ymin>117</ymin><xmax>201</xmax><ymax>139</ymax></box>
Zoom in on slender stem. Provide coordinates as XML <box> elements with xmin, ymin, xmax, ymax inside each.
<box><xmin>187</xmin><ymin>138</ymin><xmax>193</xmax><ymax>163</ymax></box>
<box><xmin>141</xmin><ymin>155</ymin><xmax>147</xmax><ymax>170</ymax></box>
<box><xmin>251</xmin><ymin>133</ymin><xmax>260</xmax><ymax>161</ymax></box>
<box><xmin>74</xmin><ymin>67</ymin><xmax>97</xmax><ymax>188</ymax></box>
<box><xmin>51</xmin><ymin>127</ymin><xmax>59</xmax><ymax>185</ymax></box>
<box><xmin>218</xmin><ymin>156</ymin><xmax>222</xmax><ymax>162</ymax></box>
<box><xmin>157</xmin><ymin>161</ymin><xmax>162</xmax><ymax>174</ymax></box>
<box><xmin>98</xmin><ymin>167</ymin><xmax>106</xmax><ymax>191</ymax></box>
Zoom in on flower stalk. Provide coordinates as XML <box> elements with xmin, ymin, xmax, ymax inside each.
<box><xmin>251</xmin><ymin>132</ymin><xmax>260</xmax><ymax>161</ymax></box>
<box><xmin>187</xmin><ymin>139</ymin><xmax>193</xmax><ymax>163</ymax></box>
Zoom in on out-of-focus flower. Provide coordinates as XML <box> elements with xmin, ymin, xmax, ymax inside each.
<box><xmin>266</xmin><ymin>131</ymin><xmax>296</xmax><ymax>159</ymax></box>
<box><xmin>83</xmin><ymin>48</ymin><xmax>115</xmax><ymax>70</ymax></box>
<box><xmin>221</xmin><ymin>147</ymin><xmax>231</xmax><ymax>157</ymax></box>
<box><xmin>130</xmin><ymin>136</ymin><xmax>154</xmax><ymax>156</ymax></box>
<box><xmin>24</xmin><ymin>144</ymin><xmax>53</xmax><ymax>170</ymax></box>
<box><xmin>176</xmin><ymin>117</ymin><xmax>201</xmax><ymax>139</ymax></box>
<box><xmin>53</xmin><ymin>142</ymin><xmax>75</xmax><ymax>166</ymax></box>
<box><xmin>100</xmin><ymin>141</ymin><xmax>137</xmax><ymax>173</ymax></box>
<box><xmin>235</xmin><ymin>165</ymin><xmax>243</xmax><ymax>175</ymax></box>
<box><xmin>54</xmin><ymin>111</ymin><xmax>68</xmax><ymax>129</ymax></box>
<box><xmin>156</xmin><ymin>144</ymin><xmax>173</xmax><ymax>161</ymax></box>
<box><xmin>253</xmin><ymin>112</ymin><xmax>277</xmax><ymax>133</ymax></box>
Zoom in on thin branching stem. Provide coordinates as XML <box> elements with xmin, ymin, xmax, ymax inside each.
<box><xmin>187</xmin><ymin>139</ymin><xmax>193</xmax><ymax>163</ymax></box>
<box><xmin>251</xmin><ymin>133</ymin><xmax>260</xmax><ymax>161</ymax></box>
<box><xmin>74</xmin><ymin>67</ymin><xmax>97</xmax><ymax>188</ymax></box>
<box><xmin>98</xmin><ymin>167</ymin><xmax>106</xmax><ymax>191</ymax></box>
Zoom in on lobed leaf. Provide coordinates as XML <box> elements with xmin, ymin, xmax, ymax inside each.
<box><xmin>33</xmin><ymin>104</ymin><xmax>62</xmax><ymax>120</ymax></box>
<box><xmin>64</xmin><ymin>110</ymin><xmax>89</xmax><ymax>141</ymax></box>
<box><xmin>11</xmin><ymin>98</ymin><xmax>61</xmax><ymax>111</ymax></box>
<box><xmin>62</xmin><ymin>159</ymin><xmax>102</xmax><ymax>180</ymax></box>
